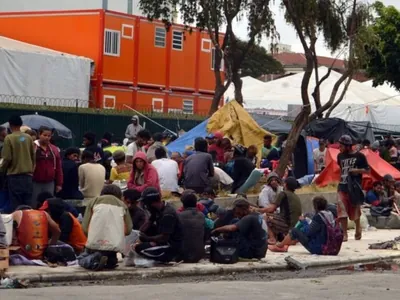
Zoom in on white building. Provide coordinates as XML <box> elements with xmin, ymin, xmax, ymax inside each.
<box><xmin>0</xmin><ymin>0</ymin><xmax>145</xmax><ymax>16</ymax></box>
<box><xmin>270</xmin><ymin>43</ymin><xmax>292</xmax><ymax>54</ymax></box>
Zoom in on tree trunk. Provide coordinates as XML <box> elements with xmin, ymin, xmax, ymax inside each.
<box><xmin>208</xmin><ymin>84</ymin><xmax>226</xmax><ymax>116</ymax></box>
<box><xmin>232</xmin><ymin>72</ymin><xmax>243</xmax><ymax>105</ymax></box>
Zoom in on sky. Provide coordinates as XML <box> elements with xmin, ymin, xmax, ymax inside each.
<box><xmin>232</xmin><ymin>0</ymin><xmax>400</xmax><ymax>58</ymax></box>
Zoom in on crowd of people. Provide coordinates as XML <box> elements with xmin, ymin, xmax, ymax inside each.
<box><xmin>0</xmin><ymin>114</ymin><xmax>395</xmax><ymax>271</ymax></box>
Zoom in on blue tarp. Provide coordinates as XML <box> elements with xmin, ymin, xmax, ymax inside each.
<box><xmin>167</xmin><ymin>119</ymin><xmax>209</xmax><ymax>154</ymax></box>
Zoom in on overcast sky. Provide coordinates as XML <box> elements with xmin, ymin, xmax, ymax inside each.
<box><xmin>232</xmin><ymin>0</ymin><xmax>400</xmax><ymax>57</ymax></box>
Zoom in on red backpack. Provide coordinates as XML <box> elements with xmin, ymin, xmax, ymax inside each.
<box><xmin>320</xmin><ymin>213</ymin><xmax>344</xmax><ymax>256</ymax></box>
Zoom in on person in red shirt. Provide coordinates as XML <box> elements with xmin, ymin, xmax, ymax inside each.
<box><xmin>127</xmin><ymin>151</ymin><xmax>160</xmax><ymax>193</ymax></box>
<box><xmin>207</xmin><ymin>131</ymin><xmax>225</xmax><ymax>163</ymax></box>
<box><xmin>32</xmin><ymin>126</ymin><xmax>63</xmax><ymax>209</ymax></box>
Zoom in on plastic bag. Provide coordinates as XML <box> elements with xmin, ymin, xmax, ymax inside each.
<box><xmin>133</xmin><ymin>252</ymin><xmax>155</xmax><ymax>268</ymax></box>
<box><xmin>123</xmin><ymin>230</ymin><xmax>140</xmax><ymax>267</ymax></box>
<box><xmin>1</xmin><ymin>214</ymin><xmax>13</xmax><ymax>246</ymax></box>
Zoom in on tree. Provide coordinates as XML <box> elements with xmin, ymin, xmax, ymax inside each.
<box><xmin>276</xmin><ymin>0</ymin><xmax>376</xmax><ymax>176</ymax></box>
<box><xmin>365</xmin><ymin>2</ymin><xmax>400</xmax><ymax>91</ymax></box>
<box><xmin>138</xmin><ymin>0</ymin><xmax>277</xmax><ymax>115</ymax></box>
<box><xmin>238</xmin><ymin>40</ymin><xmax>284</xmax><ymax>78</ymax></box>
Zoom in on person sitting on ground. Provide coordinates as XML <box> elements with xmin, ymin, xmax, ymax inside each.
<box><xmin>184</xmin><ymin>137</ymin><xmax>215</xmax><ymax>194</ymax></box>
<box><xmin>122</xmin><ymin>189</ymin><xmax>147</xmax><ymax>230</ymax></box>
<box><xmin>212</xmin><ymin>198</ymin><xmax>267</xmax><ymax>259</ymax></box>
<box><xmin>231</xmin><ymin>145</ymin><xmax>255</xmax><ymax>194</ymax></box>
<box><xmin>37</xmin><ymin>191</ymin><xmax>79</xmax><ymax>217</ymax></box>
<box><xmin>126</xmin><ymin>129</ymin><xmax>150</xmax><ymax>164</ymax></box>
<box><xmin>83</xmin><ymin>132</ymin><xmax>104</xmax><ymax>163</ymax></box>
<box><xmin>257</xmin><ymin>177</ymin><xmax>302</xmax><ymax>245</ymax></box>
<box><xmin>79</xmin><ymin>150</ymin><xmax>106</xmax><ymax>199</ymax></box>
<box><xmin>207</xmin><ymin>132</ymin><xmax>225</xmax><ymax>164</ymax></box>
<box><xmin>177</xmin><ymin>190</ymin><xmax>206</xmax><ymax>263</ymax></box>
<box><xmin>151</xmin><ymin>147</ymin><xmax>179</xmax><ymax>192</ymax></box>
<box><xmin>258</xmin><ymin>172</ymin><xmax>283</xmax><ymax>208</ymax></box>
<box><xmin>0</xmin><ymin>215</ymin><xmax>6</xmax><ymax>248</ymax></box>
<box><xmin>171</xmin><ymin>152</ymin><xmax>184</xmax><ymax>185</ymax></box>
<box><xmin>365</xmin><ymin>181</ymin><xmax>386</xmax><ymax>207</ymax></box>
<box><xmin>246</xmin><ymin>145</ymin><xmax>258</xmax><ymax>165</ymax></box>
<box><xmin>135</xmin><ymin>187</ymin><xmax>183</xmax><ymax>263</ymax></box>
<box><xmin>221</xmin><ymin>138</ymin><xmax>234</xmax><ymax>164</ymax></box>
<box><xmin>80</xmin><ymin>185</ymin><xmax>133</xmax><ymax>271</ymax></box>
<box><xmin>39</xmin><ymin>198</ymin><xmax>87</xmax><ymax>254</ymax></box>
<box><xmin>269</xmin><ymin>196</ymin><xmax>337</xmax><ymax>254</ymax></box>
<box><xmin>127</xmin><ymin>151</ymin><xmax>160</xmax><ymax>192</ymax></box>
<box><xmin>57</xmin><ymin>147</ymin><xmax>84</xmax><ymax>200</ymax></box>
<box><xmin>382</xmin><ymin>174</ymin><xmax>395</xmax><ymax>199</ymax></box>
<box><xmin>394</xmin><ymin>181</ymin><xmax>400</xmax><ymax>207</ymax></box>
<box><xmin>147</xmin><ymin>132</ymin><xmax>169</xmax><ymax>163</ymax></box>
<box><xmin>313</xmin><ymin>139</ymin><xmax>327</xmax><ymax>174</ymax></box>
<box><xmin>109</xmin><ymin>150</ymin><xmax>132</xmax><ymax>183</ymax></box>
<box><xmin>261</xmin><ymin>134</ymin><xmax>280</xmax><ymax>162</ymax></box>
<box><xmin>11</xmin><ymin>205</ymin><xmax>60</xmax><ymax>259</ymax></box>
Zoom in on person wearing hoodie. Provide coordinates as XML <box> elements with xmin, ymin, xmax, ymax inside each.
<box><xmin>268</xmin><ymin>196</ymin><xmax>337</xmax><ymax>255</ymax></box>
<box><xmin>57</xmin><ymin>147</ymin><xmax>84</xmax><ymax>200</ymax></box>
<box><xmin>125</xmin><ymin>115</ymin><xmax>143</xmax><ymax>142</ymax></box>
<box><xmin>32</xmin><ymin>126</ymin><xmax>63</xmax><ymax>209</ymax></box>
<box><xmin>258</xmin><ymin>172</ymin><xmax>283</xmax><ymax>208</ymax></box>
<box><xmin>127</xmin><ymin>151</ymin><xmax>160</xmax><ymax>192</ymax></box>
<box><xmin>39</xmin><ymin>198</ymin><xmax>87</xmax><ymax>254</ymax></box>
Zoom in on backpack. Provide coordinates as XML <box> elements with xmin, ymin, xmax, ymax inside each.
<box><xmin>319</xmin><ymin>213</ymin><xmax>344</xmax><ymax>256</ymax></box>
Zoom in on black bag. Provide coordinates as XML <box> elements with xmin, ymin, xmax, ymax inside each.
<box><xmin>210</xmin><ymin>237</ymin><xmax>239</xmax><ymax>264</ymax></box>
<box><xmin>347</xmin><ymin>175</ymin><xmax>365</xmax><ymax>206</ymax></box>
<box><xmin>44</xmin><ymin>243</ymin><xmax>77</xmax><ymax>264</ymax></box>
<box><xmin>370</xmin><ymin>206</ymin><xmax>392</xmax><ymax>217</ymax></box>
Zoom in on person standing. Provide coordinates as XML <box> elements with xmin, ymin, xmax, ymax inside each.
<box><xmin>0</xmin><ymin>126</ymin><xmax>7</xmax><ymax>156</ymax></box>
<box><xmin>57</xmin><ymin>147</ymin><xmax>83</xmax><ymax>200</ymax></box>
<box><xmin>337</xmin><ymin>135</ymin><xmax>369</xmax><ymax>242</ymax></box>
<box><xmin>79</xmin><ymin>150</ymin><xmax>106</xmax><ymax>199</ymax></box>
<box><xmin>313</xmin><ymin>139</ymin><xmax>327</xmax><ymax>174</ymax></box>
<box><xmin>0</xmin><ymin>116</ymin><xmax>35</xmax><ymax>211</ymax></box>
<box><xmin>125</xmin><ymin>115</ymin><xmax>143</xmax><ymax>143</ymax></box>
<box><xmin>32</xmin><ymin>126</ymin><xmax>63</xmax><ymax>206</ymax></box>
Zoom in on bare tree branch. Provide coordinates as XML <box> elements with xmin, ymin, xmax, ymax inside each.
<box><xmin>325</xmin><ymin>74</ymin><xmax>353</xmax><ymax>118</ymax></box>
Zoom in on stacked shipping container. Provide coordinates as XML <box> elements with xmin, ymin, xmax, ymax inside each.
<box><xmin>0</xmin><ymin>9</ymin><xmax>223</xmax><ymax>115</ymax></box>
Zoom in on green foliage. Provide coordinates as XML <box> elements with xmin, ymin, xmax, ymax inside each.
<box><xmin>365</xmin><ymin>1</ymin><xmax>400</xmax><ymax>91</ymax></box>
<box><xmin>238</xmin><ymin>40</ymin><xmax>284</xmax><ymax>78</ymax></box>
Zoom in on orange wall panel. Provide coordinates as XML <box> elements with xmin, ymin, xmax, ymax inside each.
<box><xmin>103</xmin><ymin>13</ymin><xmax>136</xmax><ymax>83</ymax></box>
<box><xmin>168</xmin><ymin>93</ymin><xmax>195</xmax><ymax>113</ymax></box>
<box><xmin>102</xmin><ymin>87</ymin><xmax>133</xmax><ymax>109</ymax></box>
<box><xmin>0</xmin><ymin>12</ymin><xmax>102</xmax><ymax>74</ymax></box>
<box><xmin>136</xmin><ymin>90</ymin><xmax>165</xmax><ymax>112</ymax></box>
<box><xmin>197</xmin><ymin>96</ymin><xmax>213</xmax><ymax>116</ymax></box>
<box><xmin>137</xmin><ymin>20</ymin><xmax>167</xmax><ymax>87</ymax></box>
<box><xmin>169</xmin><ymin>27</ymin><xmax>196</xmax><ymax>90</ymax></box>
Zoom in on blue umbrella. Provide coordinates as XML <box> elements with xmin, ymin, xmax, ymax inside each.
<box><xmin>2</xmin><ymin>114</ymin><xmax>72</xmax><ymax>139</ymax></box>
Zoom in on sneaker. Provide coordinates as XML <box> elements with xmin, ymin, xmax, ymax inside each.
<box><xmin>94</xmin><ymin>256</ymin><xmax>108</xmax><ymax>271</ymax></box>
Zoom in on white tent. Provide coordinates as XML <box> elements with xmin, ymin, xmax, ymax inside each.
<box><xmin>0</xmin><ymin>36</ymin><xmax>92</xmax><ymax>107</ymax></box>
<box><xmin>224</xmin><ymin>76</ymin><xmax>266</xmax><ymax>101</ymax></box>
<box><xmin>231</xmin><ymin>66</ymin><xmax>400</xmax><ymax>127</ymax></box>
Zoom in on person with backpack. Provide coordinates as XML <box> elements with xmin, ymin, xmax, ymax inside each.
<box><xmin>268</xmin><ymin>196</ymin><xmax>343</xmax><ymax>255</ymax></box>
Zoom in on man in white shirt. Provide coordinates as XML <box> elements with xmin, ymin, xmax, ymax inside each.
<box><xmin>151</xmin><ymin>147</ymin><xmax>179</xmax><ymax>192</ymax></box>
<box><xmin>125</xmin><ymin>115</ymin><xmax>143</xmax><ymax>142</ymax></box>
<box><xmin>313</xmin><ymin>139</ymin><xmax>327</xmax><ymax>174</ymax></box>
<box><xmin>125</xmin><ymin>129</ymin><xmax>150</xmax><ymax>164</ymax></box>
<box><xmin>258</xmin><ymin>172</ymin><xmax>283</xmax><ymax>208</ymax></box>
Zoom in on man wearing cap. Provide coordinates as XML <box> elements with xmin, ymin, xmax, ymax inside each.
<box><xmin>211</xmin><ymin>198</ymin><xmax>268</xmax><ymax>259</ymax></box>
<box><xmin>258</xmin><ymin>172</ymin><xmax>283</xmax><ymax>208</ymax></box>
<box><xmin>337</xmin><ymin>135</ymin><xmax>369</xmax><ymax>242</ymax></box>
<box><xmin>207</xmin><ymin>131</ymin><xmax>225</xmax><ymax>163</ymax></box>
<box><xmin>125</xmin><ymin>115</ymin><xmax>143</xmax><ymax>143</ymax></box>
<box><xmin>135</xmin><ymin>187</ymin><xmax>183</xmax><ymax>263</ymax></box>
<box><xmin>313</xmin><ymin>139</ymin><xmax>327</xmax><ymax>174</ymax></box>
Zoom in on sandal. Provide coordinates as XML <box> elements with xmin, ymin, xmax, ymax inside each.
<box><xmin>343</xmin><ymin>234</ymin><xmax>348</xmax><ymax>242</ymax></box>
<box><xmin>355</xmin><ymin>231</ymin><xmax>362</xmax><ymax>240</ymax></box>
<box><xmin>268</xmin><ymin>239</ymin><xmax>277</xmax><ymax>245</ymax></box>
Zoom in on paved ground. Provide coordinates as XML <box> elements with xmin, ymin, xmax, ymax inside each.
<box><xmin>3</xmin><ymin>272</ymin><xmax>400</xmax><ymax>299</ymax></box>
<box><xmin>5</xmin><ymin>229</ymin><xmax>400</xmax><ymax>283</ymax></box>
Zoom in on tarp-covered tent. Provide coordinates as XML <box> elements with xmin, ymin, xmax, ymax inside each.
<box><xmin>315</xmin><ymin>148</ymin><xmax>400</xmax><ymax>190</ymax></box>
<box><xmin>0</xmin><ymin>36</ymin><xmax>92</xmax><ymax>107</ymax></box>
<box><xmin>305</xmin><ymin>118</ymin><xmax>375</xmax><ymax>143</ymax></box>
<box><xmin>250</xmin><ymin>114</ymin><xmax>292</xmax><ymax>134</ymax></box>
<box><xmin>167</xmin><ymin>101</ymin><xmax>275</xmax><ymax>154</ymax></box>
<box><xmin>224</xmin><ymin>76</ymin><xmax>266</xmax><ymax>101</ymax></box>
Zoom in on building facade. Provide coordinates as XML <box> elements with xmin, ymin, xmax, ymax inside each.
<box><xmin>0</xmin><ymin>9</ymin><xmax>218</xmax><ymax>115</ymax></box>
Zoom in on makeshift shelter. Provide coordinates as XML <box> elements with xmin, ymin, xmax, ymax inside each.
<box><xmin>305</xmin><ymin>118</ymin><xmax>375</xmax><ymax>143</ymax></box>
<box><xmin>167</xmin><ymin>101</ymin><xmax>275</xmax><ymax>154</ymax></box>
<box><xmin>315</xmin><ymin>148</ymin><xmax>400</xmax><ymax>190</ymax></box>
<box><xmin>0</xmin><ymin>36</ymin><xmax>92</xmax><ymax>107</ymax></box>
<box><xmin>250</xmin><ymin>114</ymin><xmax>292</xmax><ymax>134</ymax></box>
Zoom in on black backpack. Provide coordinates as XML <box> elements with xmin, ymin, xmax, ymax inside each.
<box><xmin>210</xmin><ymin>236</ymin><xmax>239</xmax><ymax>264</ymax></box>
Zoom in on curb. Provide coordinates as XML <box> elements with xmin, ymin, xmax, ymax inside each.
<box><xmin>7</xmin><ymin>253</ymin><xmax>400</xmax><ymax>284</ymax></box>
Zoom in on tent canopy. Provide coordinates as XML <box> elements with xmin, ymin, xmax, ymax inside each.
<box><xmin>250</xmin><ymin>114</ymin><xmax>292</xmax><ymax>134</ymax></box>
<box><xmin>315</xmin><ymin>148</ymin><xmax>400</xmax><ymax>190</ymax></box>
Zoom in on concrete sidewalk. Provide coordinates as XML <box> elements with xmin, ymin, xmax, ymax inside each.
<box><xmin>5</xmin><ymin>230</ymin><xmax>400</xmax><ymax>283</ymax></box>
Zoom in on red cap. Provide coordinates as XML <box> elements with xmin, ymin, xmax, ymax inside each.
<box><xmin>214</xmin><ymin>131</ymin><xmax>223</xmax><ymax>139</ymax></box>
<box><xmin>39</xmin><ymin>200</ymin><xmax>49</xmax><ymax>211</ymax></box>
